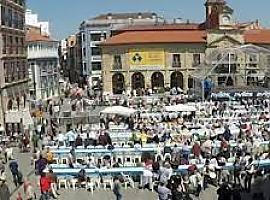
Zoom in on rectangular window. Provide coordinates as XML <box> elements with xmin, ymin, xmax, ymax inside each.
<box><xmin>188</xmin><ymin>77</ymin><xmax>194</xmax><ymax>88</ymax></box>
<box><xmin>13</xmin><ymin>11</ymin><xmax>18</xmax><ymax>29</ymax></box>
<box><xmin>4</xmin><ymin>62</ymin><xmax>9</xmax><ymax>83</ymax></box>
<box><xmin>90</xmin><ymin>33</ymin><xmax>102</xmax><ymax>41</ymax></box>
<box><xmin>15</xmin><ymin>37</ymin><xmax>19</xmax><ymax>54</ymax></box>
<box><xmin>1</xmin><ymin>6</ymin><xmax>6</xmax><ymax>26</ymax></box>
<box><xmin>92</xmin><ymin>62</ymin><xmax>101</xmax><ymax>71</ymax></box>
<box><xmin>83</xmin><ymin>63</ymin><xmax>87</xmax><ymax>72</ymax></box>
<box><xmin>7</xmin><ymin>8</ymin><xmax>12</xmax><ymax>27</ymax></box>
<box><xmin>172</xmin><ymin>54</ymin><xmax>181</xmax><ymax>67</ymax></box>
<box><xmin>82</xmin><ymin>47</ymin><xmax>86</xmax><ymax>57</ymax></box>
<box><xmin>249</xmin><ymin>54</ymin><xmax>258</xmax><ymax>63</ymax></box>
<box><xmin>82</xmin><ymin>33</ymin><xmax>85</xmax><ymax>42</ymax></box>
<box><xmin>193</xmin><ymin>54</ymin><xmax>201</xmax><ymax>66</ymax></box>
<box><xmin>91</xmin><ymin>47</ymin><xmax>101</xmax><ymax>56</ymax></box>
<box><xmin>9</xmin><ymin>36</ymin><xmax>13</xmax><ymax>54</ymax></box>
<box><xmin>2</xmin><ymin>35</ymin><xmax>6</xmax><ymax>54</ymax></box>
<box><xmin>113</xmin><ymin>55</ymin><xmax>122</xmax><ymax>70</ymax></box>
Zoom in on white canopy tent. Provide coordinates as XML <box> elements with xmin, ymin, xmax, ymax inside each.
<box><xmin>101</xmin><ymin>106</ymin><xmax>137</xmax><ymax>117</ymax></box>
<box><xmin>165</xmin><ymin>104</ymin><xmax>196</xmax><ymax>112</ymax></box>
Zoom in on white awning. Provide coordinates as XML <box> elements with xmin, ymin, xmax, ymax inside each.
<box><xmin>101</xmin><ymin>106</ymin><xmax>137</xmax><ymax>117</ymax></box>
<box><xmin>165</xmin><ymin>104</ymin><xmax>196</xmax><ymax>112</ymax></box>
<box><xmin>22</xmin><ymin>111</ymin><xmax>34</xmax><ymax>126</ymax></box>
<box><xmin>5</xmin><ymin>110</ymin><xmax>33</xmax><ymax>125</ymax></box>
<box><xmin>5</xmin><ymin>111</ymin><xmax>21</xmax><ymax>123</ymax></box>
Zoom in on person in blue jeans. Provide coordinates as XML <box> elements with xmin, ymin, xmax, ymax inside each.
<box><xmin>9</xmin><ymin>159</ymin><xmax>19</xmax><ymax>187</ymax></box>
<box><xmin>113</xmin><ymin>177</ymin><xmax>122</xmax><ymax>200</ymax></box>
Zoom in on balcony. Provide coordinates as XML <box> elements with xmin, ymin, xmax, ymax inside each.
<box><xmin>28</xmin><ymin>49</ymin><xmax>59</xmax><ymax>59</ymax></box>
<box><xmin>112</xmin><ymin>64</ymin><xmax>122</xmax><ymax>70</ymax></box>
<box><xmin>91</xmin><ymin>55</ymin><xmax>102</xmax><ymax>62</ymax></box>
<box><xmin>90</xmin><ymin>41</ymin><xmax>102</xmax><ymax>47</ymax></box>
<box><xmin>172</xmin><ymin>62</ymin><xmax>181</xmax><ymax>68</ymax></box>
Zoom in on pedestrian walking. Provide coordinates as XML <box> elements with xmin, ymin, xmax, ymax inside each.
<box><xmin>113</xmin><ymin>177</ymin><xmax>122</xmax><ymax>200</ymax></box>
<box><xmin>0</xmin><ymin>175</ymin><xmax>10</xmax><ymax>200</ymax></box>
<box><xmin>9</xmin><ymin>159</ymin><xmax>20</xmax><ymax>186</ymax></box>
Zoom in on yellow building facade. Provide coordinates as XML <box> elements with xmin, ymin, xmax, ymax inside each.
<box><xmin>101</xmin><ymin>0</ymin><xmax>270</xmax><ymax>94</ymax></box>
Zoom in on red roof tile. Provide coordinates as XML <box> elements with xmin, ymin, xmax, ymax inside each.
<box><xmin>26</xmin><ymin>32</ymin><xmax>52</xmax><ymax>42</ymax></box>
<box><xmin>244</xmin><ymin>30</ymin><xmax>270</xmax><ymax>44</ymax></box>
<box><xmin>102</xmin><ymin>30</ymin><xmax>206</xmax><ymax>46</ymax></box>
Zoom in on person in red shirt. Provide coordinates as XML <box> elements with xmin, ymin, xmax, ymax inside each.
<box><xmin>192</xmin><ymin>142</ymin><xmax>201</xmax><ymax>159</ymax></box>
<box><xmin>40</xmin><ymin>172</ymin><xmax>52</xmax><ymax>199</ymax></box>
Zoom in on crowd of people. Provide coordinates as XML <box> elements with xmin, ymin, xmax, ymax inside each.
<box><xmin>0</xmin><ymin>89</ymin><xmax>270</xmax><ymax>200</ymax></box>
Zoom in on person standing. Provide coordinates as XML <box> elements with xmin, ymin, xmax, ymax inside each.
<box><xmin>113</xmin><ymin>177</ymin><xmax>122</xmax><ymax>200</ymax></box>
<box><xmin>40</xmin><ymin>172</ymin><xmax>52</xmax><ymax>200</ymax></box>
<box><xmin>157</xmin><ymin>182</ymin><xmax>172</xmax><ymax>200</ymax></box>
<box><xmin>9</xmin><ymin>159</ymin><xmax>19</xmax><ymax>186</ymax></box>
<box><xmin>0</xmin><ymin>176</ymin><xmax>10</xmax><ymax>200</ymax></box>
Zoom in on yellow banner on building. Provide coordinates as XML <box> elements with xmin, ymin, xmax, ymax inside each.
<box><xmin>129</xmin><ymin>49</ymin><xmax>165</xmax><ymax>67</ymax></box>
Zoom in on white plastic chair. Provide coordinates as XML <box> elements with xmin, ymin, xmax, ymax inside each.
<box><xmin>101</xmin><ymin>176</ymin><xmax>113</xmax><ymax>190</ymax></box>
<box><xmin>58</xmin><ymin>177</ymin><xmax>68</xmax><ymax>189</ymax></box>
<box><xmin>121</xmin><ymin>173</ymin><xmax>135</xmax><ymax>189</ymax></box>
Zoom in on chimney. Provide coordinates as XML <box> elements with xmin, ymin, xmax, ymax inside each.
<box><xmin>107</xmin><ymin>13</ymin><xmax>112</xmax><ymax>20</ymax></box>
<box><xmin>152</xmin><ymin>13</ymin><xmax>157</xmax><ymax>19</ymax></box>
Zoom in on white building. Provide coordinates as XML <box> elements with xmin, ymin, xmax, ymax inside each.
<box><xmin>79</xmin><ymin>12</ymin><xmax>165</xmax><ymax>87</ymax></box>
<box><xmin>26</xmin><ymin>26</ymin><xmax>60</xmax><ymax>101</ymax></box>
<box><xmin>25</xmin><ymin>9</ymin><xmax>50</xmax><ymax>36</ymax></box>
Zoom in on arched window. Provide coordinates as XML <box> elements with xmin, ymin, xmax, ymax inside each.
<box><xmin>131</xmin><ymin>72</ymin><xmax>145</xmax><ymax>90</ymax></box>
<box><xmin>112</xmin><ymin>73</ymin><xmax>125</xmax><ymax>94</ymax></box>
<box><xmin>151</xmin><ymin>72</ymin><xmax>164</xmax><ymax>89</ymax></box>
<box><xmin>7</xmin><ymin>99</ymin><xmax>13</xmax><ymax>111</ymax></box>
<box><xmin>170</xmin><ymin>71</ymin><xmax>183</xmax><ymax>89</ymax></box>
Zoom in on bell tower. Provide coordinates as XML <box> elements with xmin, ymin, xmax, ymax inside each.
<box><xmin>205</xmin><ymin>0</ymin><xmax>226</xmax><ymax>29</ymax></box>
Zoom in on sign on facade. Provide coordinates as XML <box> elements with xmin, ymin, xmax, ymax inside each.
<box><xmin>129</xmin><ymin>49</ymin><xmax>165</xmax><ymax>67</ymax></box>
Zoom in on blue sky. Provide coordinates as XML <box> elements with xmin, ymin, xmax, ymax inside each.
<box><xmin>27</xmin><ymin>0</ymin><xmax>270</xmax><ymax>40</ymax></box>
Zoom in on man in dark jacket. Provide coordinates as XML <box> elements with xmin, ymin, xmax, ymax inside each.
<box><xmin>35</xmin><ymin>155</ymin><xmax>47</xmax><ymax>175</ymax></box>
<box><xmin>9</xmin><ymin>159</ymin><xmax>19</xmax><ymax>186</ymax></box>
<box><xmin>0</xmin><ymin>177</ymin><xmax>10</xmax><ymax>200</ymax></box>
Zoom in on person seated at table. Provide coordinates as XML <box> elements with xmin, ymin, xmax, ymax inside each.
<box><xmin>203</xmin><ymin>159</ymin><xmax>217</xmax><ymax>189</ymax></box>
<box><xmin>46</xmin><ymin>147</ymin><xmax>54</xmax><ymax>165</ymax></box>
<box><xmin>84</xmin><ymin>133</ymin><xmax>92</xmax><ymax>148</ymax></box>
<box><xmin>75</xmin><ymin>134</ymin><xmax>83</xmax><ymax>147</ymax></box>
<box><xmin>192</xmin><ymin>142</ymin><xmax>201</xmax><ymax>159</ymax></box>
<box><xmin>188</xmin><ymin>169</ymin><xmax>202</xmax><ymax>197</ymax></box>
<box><xmin>140</xmin><ymin>130</ymin><xmax>148</xmax><ymax>145</ymax></box>
<box><xmin>223</xmin><ymin>125</ymin><xmax>232</xmax><ymax>142</ymax></box>
<box><xmin>86</xmin><ymin>157</ymin><xmax>96</xmax><ymax>168</ymax></box>
<box><xmin>98</xmin><ymin>131</ymin><xmax>111</xmax><ymax>146</ymax></box>
<box><xmin>112</xmin><ymin>160</ymin><xmax>123</xmax><ymax>168</ymax></box>
<box><xmin>68</xmin><ymin>149</ymin><xmax>76</xmax><ymax>168</ymax></box>
<box><xmin>159</xmin><ymin>162</ymin><xmax>173</xmax><ymax>184</ymax></box>
<box><xmin>77</xmin><ymin>169</ymin><xmax>86</xmax><ymax>187</ymax></box>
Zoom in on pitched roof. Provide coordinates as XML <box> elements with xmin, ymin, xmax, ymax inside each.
<box><xmin>26</xmin><ymin>32</ymin><xmax>52</xmax><ymax>42</ymax></box>
<box><xmin>101</xmin><ymin>30</ymin><xmax>206</xmax><ymax>46</ymax></box>
<box><xmin>92</xmin><ymin>12</ymin><xmax>157</xmax><ymax>20</ymax></box>
<box><xmin>244</xmin><ymin>30</ymin><xmax>270</xmax><ymax>44</ymax></box>
<box><xmin>121</xmin><ymin>23</ymin><xmax>205</xmax><ymax>31</ymax></box>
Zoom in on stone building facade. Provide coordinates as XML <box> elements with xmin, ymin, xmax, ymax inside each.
<box><xmin>0</xmin><ymin>0</ymin><xmax>31</xmax><ymax>131</ymax></box>
<box><xmin>101</xmin><ymin>0</ymin><xmax>270</xmax><ymax>95</ymax></box>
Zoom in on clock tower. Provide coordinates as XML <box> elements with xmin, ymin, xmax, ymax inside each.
<box><xmin>205</xmin><ymin>0</ymin><xmax>234</xmax><ymax>29</ymax></box>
